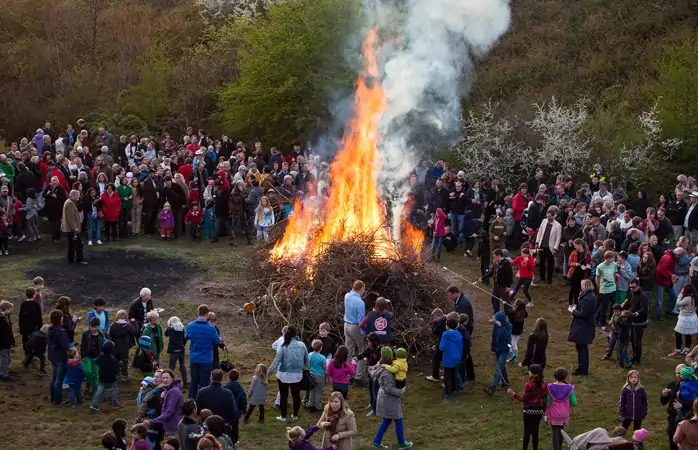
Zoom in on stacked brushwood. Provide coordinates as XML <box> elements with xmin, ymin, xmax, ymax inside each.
<box><xmin>203</xmin><ymin>230</ymin><xmax>450</xmax><ymax>357</ymax></box>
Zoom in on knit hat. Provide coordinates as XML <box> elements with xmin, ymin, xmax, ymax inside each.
<box><xmin>141</xmin><ymin>376</ymin><xmax>154</xmax><ymax>387</ymax></box>
<box><xmin>681</xmin><ymin>366</ymin><xmax>696</xmax><ymax>380</ymax></box>
<box><xmin>633</xmin><ymin>429</ymin><xmax>648</xmax><ymax>443</ymax></box>
<box><xmin>380</xmin><ymin>347</ymin><xmax>394</xmax><ymax>360</ymax></box>
<box><xmin>396</xmin><ymin>348</ymin><xmax>407</xmax><ymax>359</ymax></box>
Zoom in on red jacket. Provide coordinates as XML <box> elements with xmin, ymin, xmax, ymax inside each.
<box><xmin>432</xmin><ymin>208</ymin><xmax>447</xmax><ymax>237</ymax></box>
<box><xmin>13</xmin><ymin>200</ymin><xmax>22</xmax><ymax>224</ymax></box>
<box><xmin>512</xmin><ymin>192</ymin><xmax>529</xmax><ymax>221</ymax></box>
<box><xmin>185</xmin><ymin>209</ymin><xmax>202</xmax><ymax>225</ymax></box>
<box><xmin>512</xmin><ymin>255</ymin><xmax>536</xmax><ymax>279</ymax></box>
<box><xmin>656</xmin><ymin>250</ymin><xmax>676</xmax><ymax>288</ymax></box>
<box><xmin>100</xmin><ymin>191</ymin><xmax>122</xmax><ymax>222</ymax></box>
<box><xmin>178</xmin><ymin>164</ymin><xmax>193</xmax><ymax>183</ymax></box>
<box><xmin>49</xmin><ymin>169</ymin><xmax>70</xmax><ymax>192</ymax></box>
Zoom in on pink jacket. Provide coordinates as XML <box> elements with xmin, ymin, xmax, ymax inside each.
<box><xmin>432</xmin><ymin>208</ymin><xmax>447</xmax><ymax>237</ymax></box>
<box><xmin>325</xmin><ymin>361</ymin><xmax>357</xmax><ymax>385</ymax></box>
<box><xmin>546</xmin><ymin>383</ymin><xmax>575</xmax><ymax>426</ymax></box>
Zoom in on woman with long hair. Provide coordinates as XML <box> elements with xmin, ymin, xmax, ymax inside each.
<box><xmin>269</xmin><ymin>325</ymin><xmax>309</xmax><ymax>422</ymax></box>
<box><xmin>317</xmin><ymin>391</ymin><xmax>357</xmax><ymax>450</ymax></box>
<box><xmin>568</xmin><ymin>280</ymin><xmax>598</xmax><ymax>376</ymax></box>
<box><xmin>521</xmin><ymin>318</ymin><xmax>549</xmax><ymax>373</ymax></box>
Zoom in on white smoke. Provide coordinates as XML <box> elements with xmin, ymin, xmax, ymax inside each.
<box><xmin>368</xmin><ymin>0</ymin><xmax>511</xmax><ymax>237</ymax></box>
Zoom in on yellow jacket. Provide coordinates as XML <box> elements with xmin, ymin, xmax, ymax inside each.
<box><xmin>384</xmin><ymin>357</ymin><xmax>408</xmax><ymax>381</ymax></box>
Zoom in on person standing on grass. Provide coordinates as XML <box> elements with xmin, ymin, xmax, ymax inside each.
<box><xmin>47</xmin><ymin>309</ymin><xmax>70</xmax><ymax>404</ymax></box>
<box><xmin>196</xmin><ymin>369</ymin><xmax>238</xmax><ymax>443</ymax></box>
<box><xmin>185</xmin><ymin>304</ymin><xmax>221</xmax><ymax>399</ymax></box>
<box><xmin>621</xmin><ymin>279</ymin><xmax>649</xmax><ymax>365</ymax></box>
<box><xmin>661</xmin><ymin>364</ymin><xmax>687</xmax><ymax>450</ymax></box>
<box><xmin>269</xmin><ymin>326</ymin><xmax>309</xmax><ymax>423</ymax></box>
<box><xmin>61</xmin><ymin>189</ymin><xmax>85</xmax><ymax>264</ymax></box>
<box><xmin>145</xmin><ymin>369</ymin><xmax>184</xmax><ymax>440</ymax></box>
<box><xmin>447</xmin><ymin>285</ymin><xmax>474</xmax><ymax>335</ymax></box>
<box><xmin>369</xmin><ymin>347</ymin><xmax>413</xmax><ymax>449</ymax></box>
<box><xmin>568</xmin><ymin>280</ymin><xmax>597</xmax><ymax>376</ymax></box>
<box><xmin>480</xmin><ymin>248</ymin><xmax>513</xmax><ymax>314</ymax></box>
<box><xmin>129</xmin><ymin>288</ymin><xmax>154</xmax><ymax>333</ymax></box>
<box><xmin>343</xmin><ymin>280</ymin><xmax>366</xmax><ymax>386</ymax></box>
<box><xmin>485</xmin><ymin>311</ymin><xmax>512</xmax><ymax>396</ymax></box>
<box><xmin>507</xmin><ymin>364</ymin><xmax>547</xmax><ymax>450</ymax></box>
<box><xmin>90</xmin><ymin>340</ymin><xmax>124</xmax><ymax>411</ymax></box>
<box><xmin>535</xmin><ymin>207</ymin><xmax>562</xmax><ymax>285</ymax></box>
<box><xmin>567</xmin><ymin>239</ymin><xmax>591</xmax><ymax>312</ymax></box>
<box><xmin>618</xmin><ymin>369</ymin><xmax>648</xmax><ymax>432</ymax></box>
<box><xmin>596</xmin><ymin>251</ymin><xmax>618</xmax><ymax>330</ymax></box>
<box><xmin>546</xmin><ymin>367</ymin><xmax>577</xmax><ymax>450</ymax></box>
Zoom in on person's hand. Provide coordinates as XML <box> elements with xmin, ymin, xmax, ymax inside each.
<box><xmin>663</xmin><ymin>388</ymin><xmax>671</xmax><ymax>397</ymax></box>
<box><xmin>143</xmin><ymin>420</ymin><xmax>150</xmax><ymax>427</ymax></box>
<box><xmin>478</xmin><ymin>278</ymin><xmax>483</xmax><ymax>283</ymax></box>
<box><xmin>331</xmin><ymin>434</ymin><xmax>340</xmax><ymax>443</ymax></box>
<box><xmin>518</xmin><ymin>362</ymin><xmax>523</xmax><ymax>368</ymax></box>
<box><xmin>506</xmin><ymin>388</ymin><xmax>515</xmax><ymax>398</ymax></box>
<box><xmin>674</xmin><ymin>399</ymin><xmax>682</xmax><ymax>410</ymax></box>
<box><xmin>351</xmin><ymin>357</ymin><xmax>358</xmax><ymax>365</ymax></box>
<box><xmin>319</xmin><ymin>421</ymin><xmax>331</xmax><ymax>429</ymax></box>
<box><xmin>130</xmin><ymin>318</ymin><xmax>135</xmax><ymax>322</ymax></box>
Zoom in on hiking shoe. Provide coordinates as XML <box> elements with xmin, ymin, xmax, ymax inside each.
<box><xmin>425</xmin><ymin>376</ymin><xmax>439</xmax><ymax>382</ymax></box>
<box><xmin>398</xmin><ymin>442</ymin><xmax>414</xmax><ymax>449</ymax></box>
<box><xmin>669</xmin><ymin>350</ymin><xmax>683</xmax><ymax>358</ymax></box>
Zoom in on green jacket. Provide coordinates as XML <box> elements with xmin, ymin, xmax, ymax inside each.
<box><xmin>143</xmin><ymin>323</ymin><xmax>164</xmax><ymax>356</ymax></box>
<box><xmin>116</xmin><ymin>185</ymin><xmax>133</xmax><ymax>209</ymax></box>
<box><xmin>0</xmin><ymin>160</ymin><xmax>15</xmax><ymax>182</ymax></box>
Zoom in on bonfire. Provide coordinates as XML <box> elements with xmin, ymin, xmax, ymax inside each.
<box><xmin>208</xmin><ymin>30</ymin><xmax>449</xmax><ymax>355</ymax></box>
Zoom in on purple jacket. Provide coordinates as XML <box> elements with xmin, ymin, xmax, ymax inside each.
<box><xmin>546</xmin><ymin>383</ymin><xmax>574</xmax><ymax>426</ymax></box>
<box><xmin>158</xmin><ymin>210</ymin><xmax>175</xmax><ymax>229</ymax></box>
<box><xmin>288</xmin><ymin>426</ymin><xmax>333</xmax><ymax>450</ymax></box>
<box><xmin>619</xmin><ymin>384</ymin><xmax>648</xmax><ymax>420</ymax></box>
<box><xmin>150</xmin><ymin>380</ymin><xmax>183</xmax><ymax>433</ymax></box>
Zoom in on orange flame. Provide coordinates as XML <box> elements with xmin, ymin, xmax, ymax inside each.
<box><xmin>270</xmin><ymin>28</ymin><xmax>423</xmax><ymax>269</ymax></box>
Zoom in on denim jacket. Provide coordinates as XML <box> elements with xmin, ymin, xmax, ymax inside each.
<box><xmin>269</xmin><ymin>338</ymin><xmax>308</xmax><ymax>375</ymax></box>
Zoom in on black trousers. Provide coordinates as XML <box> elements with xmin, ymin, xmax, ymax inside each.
<box><xmin>104</xmin><ymin>221</ymin><xmax>118</xmax><ymax>240</ymax></box>
<box><xmin>431</xmin><ymin>349</ymin><xmax>443</xmax><ymax>379</ymax></box>
<box><xmin>631</xmin><ymin>325</ymin><xmax>646</xmax><ymax>363</ymax></box>
<box><xmin>244</xmin><ymin>405</ymin><xmax>264</xmax><ymax>423</ymax></box>
<box><xmin>229</xmin><ymin>419</ymin><xmax>239</xmax><ymax>443</ymax></box>
<box><xmin>277</xmin><ymin>380</ymin><xmax>302</xmax><ymax>418</ymax></box>
<box><xmin>523</xmin><ymin>412</ymin><xmax>543</xmax><ymax>450</ymax></box>
<box><xmin>65</xmin><ymin>232</ymin><xmax>84</xmax><ymax>263</ymax></box>
<box><xmin>568</xmin><ymin>273</ymin><xmax>583</xmax><ymax>306</ymax></box>
<box><xmin>539</xmin><ymin>247</ymin><xmax>555</xmax><ymax>283</ymax></box>
<box><xmin>669</xmin><ymin>422</ymin><xmax>679</xmax><ymax>450</ymax></box>
<box><xmin>675</xmin><ymin>332</ymin><xmax>692</xmax><ymax>349</ymax></box>
<box><xmin>621</xmin><ymin>418</ymin><xmax>642</xmax><ymax>432</ymax></box>
<box><xmin>118</xmin><ymin>208</ymin><xmax>130</xmax><ymax>237</ymax></box>
<box><xmin>491</xmin><ymin>287</ymin><xmax>509</xmax><ymax>314</ymax></box>
<box><xmin>443</xmin><ymin>366</ymin><xmax>458</xmax><ymax>396</ymax></box>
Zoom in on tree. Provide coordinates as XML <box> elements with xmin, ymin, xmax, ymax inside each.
<box><xmin>220</xmin><ymin>0</ymin><xmax>363</xmax><ymax>146</ymax></box>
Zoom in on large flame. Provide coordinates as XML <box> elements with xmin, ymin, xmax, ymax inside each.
<box><xmin>270</xmin><ymin>29</ymin><xmax>423</xmax><ymax>269</ymax></box>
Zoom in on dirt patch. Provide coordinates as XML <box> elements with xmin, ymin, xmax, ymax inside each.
<box><xmin>26</xmin><ymin>249</ymin><xmax>203</xmax><ymax>307</ymax></box>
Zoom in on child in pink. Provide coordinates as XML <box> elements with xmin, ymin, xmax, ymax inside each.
<box><xmin>546</xmin><ymin>367</ymin><xmax>577</xmax><ymax>450</ymax></box>
<box><xmin>325</xmin><ymin>344</ymin><xmax>357</xmax><ymax>400</ymax></box>
<box><xmin>430</xmin><ymin>207</ymin><xmax>448</xmax><ymax>261</ymax></box>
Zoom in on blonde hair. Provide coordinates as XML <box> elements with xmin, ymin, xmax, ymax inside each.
<box><xmin>625</xmin><ymin>369</ymin><xmax>641</xmax><ymax>388</ymax></box>
<box><xmin>207</xmin><ymin>312</ymin><xmax>217</xmax><ymax>322</ymax></box>
<box><xmin>33</xmin><ymin>276</ymin><xmax>44</xmax><ymax>286</ymax></box>
<box><xmin>115</xmin><ymin>310</ymin><xmax>128</xmax><ymax>321</ymax></box>
<box><xmin>311</xmin><ymin>339</ymin><xmax>323</xmax><ymax>352</ymax></box>
<box><xmin>167</xmin><ymin>316</ymin><xmax>183</xmax><ymax>327</ymax></box>
<box><xmin>146</xmin><ymin>311</ymin><xmax>159</xmax><ymax>321</ymax></box>
<box><xmin>287</xmin><ymin>426</ymin><xmax>305</xmax><ymax>445</ymax></box>
<box><xmin>254</xmin><ymin>363</ymin><xmax>268</xmax><ymax>383</ymax></box>
<box><xmin>255</xmin><ymin>196</ymin><xmax>270</xmax><ymax>215</ymax></box>
<box><xmin>319</xmin><ymin>322</ymin><xmax>331</xmax><ymax>332</ymax></box>
<box><xmin>581</xmin><ymin>279</ymin><xmax>594</xmax><ymax>293</ymax></box>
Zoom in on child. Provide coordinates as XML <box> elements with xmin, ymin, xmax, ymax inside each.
<box><xmin>223</xmin><ymin>370</ymin><xmax>246</xmax><ymax>444</ymax></box>
<box><xmin>199</xmin><ymin>409</ymin><xmax>213</xmax><ymax>431</ymax></box>
<box><xmin>457</xmin><ymin>313</ymin><xmax>473</xmax><ymax>386</ymax></box>
<box><xmin>66</xmin><ymin>347</ymin><xmax>85</xmax><ymax>407</ymax></box>
<box><xmin>603</xmin><ymin>304</ymin><xmax>623</xmax><ymax>361</ymax></box>
<box><xmin>20</xmin><ymin>187</ymin><xmax>43</xmax><ymax>241</ymax></box>
<box><xmin>207</xmin><ymin>312</ymin><xmax>225</xmax><ymax>370</ymax></box>
<box><xmin>360</xmin><ymin>297</ymin><xmax>394</xmax><ymax>346</ymax></box>
<box><xmin>316</xmin><ymin>323</ymin><xmax>337</xmax><ymax>359</ymax></box>
<box><xmin>325</xmin><ymin>345</ymin><xmax>357</xmax><ymax>399</ymax></box>
<box><xmin>0</xmin><ymin>300</ymin><xmax>13</xmax><ymax>379</ymax></box>
<box><xmin>521</xmin><ymin>318</ymin><xmax>548</xmax><ymax>373</ymax></box>
<box><xmin>426</xmin><ymin>308</ymin><xmax>447</xmax><ymax>382</ymax></box>
<box><xmin>158</xmin><ymin>202</ymin><xmax>175</xmax><ymax>240</ymax></box>
<box><xmin>185</xmin><ymin>202</ymin><xmax>202</xmax><ymax>240</ymax></box>
<box><xmin>671</xmin><ymin>284</ymin><xmax>698</xmax><ymax>357</ymax></box>
<box><xmin>546</xmin><ymin>367</ymin><xmax>577</xmax><ymax>450</ymax></box>
<box><xmin>619</xmin><ymin>370</ymin><xmax>648</xmax><ymax>432</ymax></box>
<box><xmin>164</xmin><ymin>437</ymin><xmax>179</xmax><ymax>450</ymax></box>
<box><xmin>19</xmin><ymin>287</ymin><xmax>42</xmax><ymax>352</ymax></box>
<box><xmin>254</xmin><ymin>196</ymin><xmax>275</xmax><ymax>242</ymax></box>
<box><xmin>384</xmin><ymin>347</ymin><xmax>409</xmax><ymax>389</ymax></box>
<box><xmin>178</xmin><ymin>398</ymin><xmax>205</xmax><ymax>450</ymax></box>
<box><xmin>245</xmin><ymin>363</ymin><xmax>268</xmax><ymax>424</ymax></box>
<box><xmin>507</xmin><ymin>364</ymin><xmax>547</xmax><ymax>450</ymax></box>
<box><xmin>440</xmin><ymin>317</ymin><xmax>463</xmax><ymax>399</ymax></box>
<box><xmin>80</xmin><ymin>317</ymin><xmax>106</xmax><ymax>394</ymax></box>
<box><xmin>165</xmin><ymin>316</ymin><xmax>188</xmax><ymax>386</ymax></box>
<box><xmin>616</xmin><ymin>251</ymin><xmax>633</xmax><ymax>305</ymax></box>
<box><xmin>129</xmin><ymin>424</ymin><xmax>151</xmax><ymax>450</ymax></box>
<box><xmin>443</xmin><ymin>225</ymin><xmax>457</xmax><ymax>252</ymax></box>
<box><xmin>203</xmin><ymin>198</ymin><xmax>216</xmax><ymax>242</ymax></box>
<box><xmin>90</xmin><ymin>340</ymin><xmax>123</xmax><ymax>411</ymax></box>
<box><xmin>503</xmin><ymin>208</ymin><xmax>515</xmax><ymax>248</ymax></box>
<box><xmin>511</xmin><ymin>247</ymin><xmax>536</xmax><ymax>307</ymax></box>
<box><xmin>110</xmin><ymin>310</ymin><xmax>138</xmax><ymax>380</ymax></box>
<box><xmin>88</xmin><ymin>297</ymin><xmax>111</xmax><ymax>336</ymax></box>
<box><xmin>142</xmin><ymin>311</ymin><xmax>164</xmax><ymax>365</ymax></box>
<box><xmin>616</xmin><ymin>310</ymin><xmax>632</xmax><ymax>369</ymax></box>
<box><xmin>507</xmin><ymin>298</ymin><xmax>528</xmax><ymax>364</ymax></box>
<box><xmin>360</xmin><ymin>333</ymin><xmax>382</xmax><ymax>416</ymax></box>
<box><xmin>485</xmin><ymin>311</ymin><xmax>512</xmax><ymax>395</ymax></box>
<box><xmin>430</xmin><ymin>207</ymin><xmax>447</xmax><ymax>261</ymax></box>
<box><xmin>632</xmin><ymin>428</ymin><xmax>648</xmax><ymax>450</ymax></box>
<box><xmin>286</xmin><ymin>425</ymin><xmax>332</xmax><ymax>450</ymax></box>
<box><xmin>33</xmin><ymin>276</ymin><xmax>45</xmax><ymax>313</ymax></box>
<box><xmin>307</xmin><ymin>339</ymin><xmax>328</xmax><ymax>413</ymax></box>
<box><xmin>112</xmin><ymin>418</ymin><xmax>128</xmax><ymax>450</ymax></box>
<box><xmin>0</xmin><ymin>208</ymin><xmax>10</xmax><ymax>255</ymax></box>
<box><xmin>23</xmin><ymin>323</ymin><xmax>49</xmax><ymax>375</ymax></box>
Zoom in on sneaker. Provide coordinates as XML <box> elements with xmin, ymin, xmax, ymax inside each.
<box><xmin>398</xmin><ymin>442</ymin><xmax>414</xmax><ymax>449</ymax></box>
<box><xmin>466</xmin><ymin>250</ymin><xmax>472</xmax><ymax>257</ymax></box>
<box><xmin>89</xmin><ymin>405</ymin><xmax>100</xmax><ymax>412</ymax></box>
<box><xmin>372</xmin><ymin>444</ymin><xmax>389</xmax><ymax>449</ymax></box>
<box><xmin>3</xmin><ymin>251</ymin><xmax>7</xmax><ymax>255</ymax></box>
<box><xmin>684</xmin><ymin>348</ymin><xmax>691</xmax><ymax>355</ymax></box>
<box><xmin>507</xmin><ymin>351</ymin><xmax>516</xmax><ymax>362</ymax></box>
<box><xmin>511</xmin><ymin>356</ymin><xmax>519</xmax><ymax>365</ymax></box>
<box><xmin>18</xmin><ymin>235</ymin><xmax>26</xmax><ymax>242</ymax></box>
<box><xmin>88</xmin><ymin>241</ymin><xmax>92</xmax><ymax>246</ymax></box>
<box><xmin>366</xmin><ymin>410</ymin><xmax>375</xmax><ymax>417</ymax></box>
<box><xmin>600</xmin><ymin>326</ymin><xmax>607</xmax><ymax>332</ymax></box>
<box><xmin>62</xmin><ymin>383</ymin><xmax>70</xmax><ymax>390</ymax></box>
<box><xmin>601</xmin><ymin>353</ymin><xmax>611</xmax><ymax>361</ymax></box>
<box><xmin>425</xmin><ymin>375</ymin><xmax>439</xmax><ymax>382</ymax></box>
<box><xmin>97</xmin><ymin>240</ymin><xmax>102</xmax><ymax>245</ymax></box>
<box><xmin>291</xmin><ymin>415</ymin><xmax>299</xmax><ymax>422</ymax></box>
<box><xmin>530</xmin><ymin>281</ymin><xmax>538</xmax><ymax>287</ymax></box>
<box><xmin>276</xmin><ymin>416</ymin><xmax>287</xmax><ymax>422</ymax></box>
<box><xmin>669</xmin><ymin>350</ymin><xmax>683</xmax><ymax>358</ymax></box>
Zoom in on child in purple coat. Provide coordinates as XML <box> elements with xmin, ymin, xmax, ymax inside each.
<box><xmin>546</xmin><ymin>368</ymin><xmax>577</xmax><ymax>450</ymax></box>
<box><xmin>618</xmin><ymin>369</ymin><xmax>648</xmax><ymax>432</ymax></box>
<box><xmin>286</xmin><ymin>426</ymin><xmax>333</xmax><ymax>450</ymax></box>
<box><xmin>158</xmin><ymin>202</ymin><xmax>175</xmax><ymax>240</ymax></box>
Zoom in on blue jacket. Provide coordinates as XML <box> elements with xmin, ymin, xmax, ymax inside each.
<box><xmin>439</xmin><ymin>329</ymin><xmax>463</xmax><ymax>369</ymax></box>
<box><xmin>224</xmin><ymin>380</ymin><xmax>248</xmax><ymax>414</ymax></box>
<box><xmin>269</xmin><ymin>338</ymin><xmax>309</xmax><ymax>375</ymax></box>
<box><xmin>490</xmin><ymin>311</ymin><xmax>512</xmax><ymax>355</ymax></box>
<box><xmin>66</xmin><ymin>360</ymin><xmax>84</xmax><ymax>385</ymax></box>
<box><xmin>87</xmin><ymin>309</ymin><xmax>110</xmax><ymax>334</ymax></box>
<box><xmin>47</xmin><ymin>325</ymin><xmax>70</xmax><ymax>364</ymax></box>
<box><xmin>195</xmin><ymin>382</ymin><xmax>239</xmax><ymax>423</ymax></box>
<box><xmin>454</xmin><ymin>293</ymin><xmax>475</xmax><ymax>335</ymax></box>
<box><xmin>185</xmin><ymin>318</ymin><xmax>221</xmax><ymax>364</ymax></box>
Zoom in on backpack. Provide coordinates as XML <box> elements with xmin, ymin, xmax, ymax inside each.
<box><xmin>133</xmin><ymin>335</ymin><xmax>155</xmax><ymax>373</ymax></box>
<box><xmin>679</xmin><ymin>379</ymin><xmax>698</xmax><ymax>404</ymax></box>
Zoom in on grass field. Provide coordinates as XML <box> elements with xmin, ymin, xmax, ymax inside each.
<box><xmin>0</xmin><ymin>238</ymin><xmax>682</xmax><ymax>449</ymax></box>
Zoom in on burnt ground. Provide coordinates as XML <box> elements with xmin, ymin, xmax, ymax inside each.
<box><xmin>26</xmin><ymin>248</ymin><xmax>204</xmax><ymax>307</ymax></box>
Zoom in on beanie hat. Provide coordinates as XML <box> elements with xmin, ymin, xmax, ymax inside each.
<box><xmin>681</xmin><ymin>366</ymin><xmax>696</xmax><ymax>380</ymax></box>
<box><xmin>396</xmin><ymin>348</ymin><xmax>407</xmax><ymax>359</ymax></box>
<box><xmin>380</xmin><ymin>347</ymin><xmax>393</xmax><ymax>360</ymax></box>
<box><xmin>633</xmin><ymin>429</ymin><xmax>648</xmax><ymax>443</ymax></box>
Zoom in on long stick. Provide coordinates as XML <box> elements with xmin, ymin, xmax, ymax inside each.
<box><xmin>441</xmin><ymin>266</ymin><xmax>516</xmax><ymax>309</ymax></box>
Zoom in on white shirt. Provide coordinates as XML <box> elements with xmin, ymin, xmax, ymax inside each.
<box><xmin>686</xmin><ymin>203</ymin><xmax>696</xmax><ymax>228</ymax></box>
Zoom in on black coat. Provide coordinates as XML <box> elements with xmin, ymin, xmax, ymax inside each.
<box><xmin>667</xmin><ymin>200</ymin><xmax>688</xmax><ymax>226</ymax></box>
<box><xmin>109</xmin><ymin>321</ymin><xmax>139</xmax><ymax>358</ymax></box>
<box><xmin>621</xmin><ymin>289</ymin><xmax>650</xmax><ymax>326</ymax></box>
<box><xmin>521</xmin><ymin>332</ymin><xmax>547</xmax><ymax>368</ymax></box>
<box><xmin>24</xmin><ymin>329</ymin><xmax>47</xmax><ymax>356</ymax></box>
<box><xmin>97</xmin><ymin>341</ymin><xmax>120</xmax><ymax>383</ymax></box>
<box><xmin>687</xmin><ymin>202</ymin><xmax>698</xmax><ymax>231</ymax></box>
<box><xmin>568</xmin><ymin>291</ymin><xmax>598</xmax><ymax>345</ymax></box>
<box><xmin>483</xmin><ymin>259</ymin><xmax>513</xmax><ymax>288</ymax></box>
<box><xmin>454</xmin><ymin>293</ymin><xmax>475</xmax><ymax>335</ymax></box>
<box><xmin>0</xmin><ymin>314</ymin><xmax>15</xmax><ymax>349</ymax></box>
<box><xmin>162</xmin><ymin>183</ymin><xmax>187</xmax><ymax>209</ymax></box>
<box><xmin>128</xmin><ymin>297</ymin><xmax>154</xmax><ymax>331</ymax></box>
<box><xmin>18</xmin><ymin>299</ymin><xmax>42</xmax><ymax>340</ymax></box>
<box><xmin>195</xmin><ymin>382</ymin><xmax>239</xmax><ymax>423</ymax></box>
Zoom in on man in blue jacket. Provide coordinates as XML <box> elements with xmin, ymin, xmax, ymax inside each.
<box><xmin>486</xmin><ymin>311</ymin><xmax>512</xmax><ymax>395</ymax></box>
<box><xmin>439</xmin><ymin>317</ymin><xmax>463</xmax><ymax>399</ymax></box>
<box><xmin>185</xmin><ymin>304</ymin><xmax>221</xmax><ymax>398</ymax></box>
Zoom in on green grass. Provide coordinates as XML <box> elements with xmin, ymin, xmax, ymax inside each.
<box><xmin>0</xmin><ymin>241</ymin><xmax>682</xmax><ymax>449</ymax></box>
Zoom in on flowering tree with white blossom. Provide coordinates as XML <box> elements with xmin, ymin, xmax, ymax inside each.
<box><xmin>196</xmin><ymin>0</ymin><xmax>287</xmax><ymax>17</ymax></box>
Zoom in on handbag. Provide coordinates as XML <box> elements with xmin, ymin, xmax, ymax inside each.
<box><xmin>300</xmin><ymin>368</ymin><xmax>314</xmax><ymax>390</ymax></box>
<box><xmin>220</xmin><ymin>348</ymin><xmax>234</xmax><ymax>372</ymax></box>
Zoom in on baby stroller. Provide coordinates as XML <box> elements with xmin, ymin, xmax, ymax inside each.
<box><xmin>132</xmin><ymin>335</ymin><xmax>156</xmax><ymax>375</ymax></box>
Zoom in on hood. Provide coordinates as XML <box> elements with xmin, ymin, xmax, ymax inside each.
<box><xmin>47</xmin><ymin>325</ymin><xmax>64</xmax><ymax>340</ymax></box>
<box><xmin>368</xmin><ymin>363</ymin><xmax>387</xmax><ymax>379</ymax></box>
<box><xmin>442</xmin><ymin>329</ymin><xmax>461</xmax><ymax>345</ymax></box>
<box><xmin>217</xmin><ymin>170</ymin><xmax>230</xmax><ymax>190</ymax></box>
<box><xmin>170</xmin><ymin>322</ymin><xmax>184</xmax><ymax>332</ymax></box>
<box><xmin>494</xmin><ymin>311</ymin><xmax>508</xmax><ymax>323</ymax></box>
<box><xmin>548</xmin><ymin>383</ymin><xmax>574</xmax><ymax>400</ymax></box>
<box><xmin>101</xmin><ymin>339</ymin><xmax>114</xmax><ymax>354</ymax></box>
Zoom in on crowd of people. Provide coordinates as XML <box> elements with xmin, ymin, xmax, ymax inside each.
<box><xmin>5</xmin><ymin>122</ymin><xmax>698</xmax><ymax>449</ymax></box>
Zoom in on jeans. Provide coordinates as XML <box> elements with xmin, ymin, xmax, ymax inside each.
<box><xmin>169</xmin><ymin>353</ymin><xmax>188</xmax><ymax>385</ymax></box>
<box><xmin>490</xmin><ymin>352</ymin><xmax>509</xmax><ymax>391</ymax></box>
<box><xmin>511</xmin><ymin>277</ymin><xmax>532</xmax><ymax>303</ymax></box>
<box><xmin>631</xmin><ymin>325</ymin><xmax>646</xmax><ymax>363</ymax></box>
<box><xmin>87</xmin><ymin>216</ymin><xmax>101</xmax><ymax>242</ymax></box>
<box><xmin>575</xmin><ymin>344</ymin><xmax>589</xmax><ymax>375</ymax></box>
<box><xmin>374</xmin><ymin>418</ymin><xmax>406</xmax><ymax>446</ymax></box>
<box><xmin>189</xmin><ymin>362</ymin><xmax>212</xmax><ymax>398</ymax></box>
<box><xmin>278</xmin><ymin>379</ymin><xmax>302</xmax><ymax>418</ymax></box>
<box><xmin>617</xmin><ymin>340</ymin><xmax>630</xmax><ymax>368</ymax></box>
<box><xmin>332</xmin><ymin>382</ymin><xmax>349</xmax><ymax>399</ymax></box>
<box><xmin>450</xmin><ymin>213</ymin><xmax>465</xmax><ymax>244</ymax></box>
<box><xmin>674</xmin><ymin>275</ymin><xmax>689</xmax><ymax>303</ymax></box>
<box><xmin>655</xmin><ymin>285</ymin><xmax>678</xmax><ymax>319</ymax></box>
<box><xmin>50</xmin><ymin>362</ymin><xmax>67</xmax><ymax>404</ymax></box>
<box><xmin>368</xmin><ymin>376</ymin><xmax>378</xmax><ymax>413</ymax></box>
<box><xmin>431</xmin><ymin>236</ymin><xmax>444</xmax><ymax>261</ymax></box>
<box><xmin>91</xmin><ymin>382</ymin><xmax>119</xmax><ymax>407</ymax></box>
<box><xmin>69</xmin><ymin>382</ymin><xmax>83</xmax><ymax>406</ymax></box>
<box><xmin>597</xmin><ymin>292</ymin><xmax>615</xmax><ymax>327</ymax></box>
<box><xmin>0</xmin><ymin>348</ymin><xmax>10</xmax><ymax>377</ymax></box>
<box><xmin>606</xmin><ymin>332</ymin><xmax>617</xmax><ymax>354</ymax></box>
